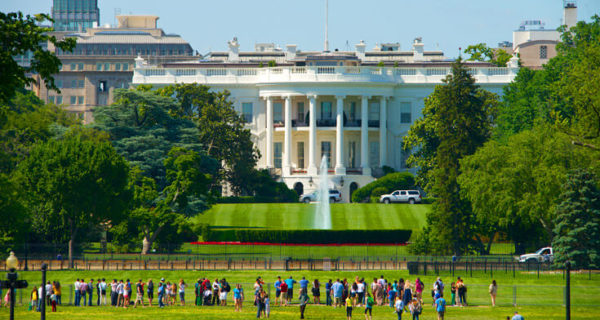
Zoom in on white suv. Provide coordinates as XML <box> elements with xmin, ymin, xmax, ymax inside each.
<box><xmin>517</xmin><ymin>247</ymin><xmax>554</xmax><ymax>263</ymax></box>
<box><xmin>300</xmin><ymin>189</ymin><xmax>342</xmax><ymax>203</ymax></box>
<box><xmin>380</xmin><ymin>190</ymin><xmax>422</xmax><ymax>204</ymax></box>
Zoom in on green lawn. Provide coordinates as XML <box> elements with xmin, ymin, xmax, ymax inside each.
<box><xmin>7</xmin><ymin>270</ymin><xmax>600</xmax><ymax>319</ymax></box>
<box><xmin>193</xmin><ymin>203</ymin><xmax>430</xmax><ymax>231</ymax></box>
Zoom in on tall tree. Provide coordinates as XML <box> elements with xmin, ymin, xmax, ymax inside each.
<box><xmin>408</xmin><ymin>59</ymin><xmax>499</xmax><ymax>255</ymax></box>
<box><xmin>463</xmin><ymin>43</ymin><xmax>512</xmax><ymax>67</ymax></box>
<box><xmin>0</xmin><ymin>12</ymin><xmax>75</xmax><ymax>104</ymax></box>
<box><xmin>16</xmin><ymin>130</ymin><xmax>131</xmax><ymax>267</ymax></box>
<box><xmin>552</xmin><ymin>169</ymin><xmax>600</xmax><ymax>269</ymax></box>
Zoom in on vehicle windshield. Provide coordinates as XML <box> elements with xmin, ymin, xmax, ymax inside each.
<box><xmin>536</xmin><ymin>248</ymin><xmax>548</xmax><ymax>255</ymax></box>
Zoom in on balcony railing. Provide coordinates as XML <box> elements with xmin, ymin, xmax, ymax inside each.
<box><xmin>317</xmin><ymin>119</ymin><xmax>336</xmax><ymax>127</ymax></box>
<box><xmin>345</xmin><ymin>119</ymin><xmax>361</xmax><ymax>127</ymax></box>
<box><xmin>134</xmin><ymin>65</ymin><xmax>519</xmax><ymax>85</ymax></box>
<box><xmin>368</xmin><ymin>120</ymin><xmax>380</xmax><ymax>128</ymax></box>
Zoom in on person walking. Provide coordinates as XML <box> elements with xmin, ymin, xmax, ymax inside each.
<box><xmin>147</xmin><ymin>279</ymin><xmax>154</xmax><ymax>307</ymax></box>
<box><xmin>394</xmin><ymin>296</ymin><xmax>403</xmax><ymax>320</ymax></box>
<box><xmin>409</xmin><ymin>298</ymin><xmax>422</xmax><ymax>320</ymax></box>
<box><xmin>299</xmin><ymin>289</ymin><xmax>309</xmax><ymax>319</ymax></box>
<box><xmin>234</xmin><ymin>284</ymin><xmax>244</xmax><ymax>312</ymax></box>
<box><xmin>415</xmin><ymin>278</ymin><xmax>424</xmax><ymax>301</ymax></box>
<box><xmin>345</xmin><ymin>293</ymin><xmax>353</xmax><ymax>320</ymax></box>
<box><xmin>364</xmin><ymin>292</ymin><xmax>374</xmax><ymax>320</ymax></box>
<box><xmin>435</xmin><ymin>293</ymin><xmax>446</xmax><ymax>320</ymax></box>
<box><xmin>489</xmin><ymin>280</ymin><xmax>498</xmax><ymax>307</ymax></box>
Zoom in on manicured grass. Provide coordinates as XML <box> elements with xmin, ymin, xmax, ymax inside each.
<box><xmin>8</xmin><ymin>270</ymin><xmax>600</xmax><ymax>319</ymax></box>
<box><xmin>193</xmin><ymin>203</ymin><xmax>430</xmax><ymax>232</ymax></box>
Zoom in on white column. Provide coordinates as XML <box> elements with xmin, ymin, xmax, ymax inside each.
<box><xmin>307</xmin><ymin>95</ymin><xmax>318</xmax><ymax>175</ymax></box>
<box><xmin>361</xmin><ymin>95</ymin><xmax>371</xmax><ymax>176</ymax></box>
<box><xmin>379</xmin><ymin>96</ymin><xmax>388</xmax><ymax>168</ymax></box>
<box><xmin>266</xmin><ymin>96</ymin><xmax>274</xmax><ymax>168</ymax></box>
<box><xmin>283</xmin><ymin>95</ymin><xmax>292</xmax><ymax>176</ymax></box>
<box><xmin>335</xmin><ymin>95</ymin><xmax>346</xmax><ymax>174</ymax></box>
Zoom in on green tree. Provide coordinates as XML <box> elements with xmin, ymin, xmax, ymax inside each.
<box><xmin>0</xmin><ymin>173</ymin><xmax>28</xmax><ymax>248</ymax></box>
<box><xmin>552</xmin><ymin>169</ymin><xmax>600</xmax><ymax>269</ymax></box>
<box><xmin>463</xmin><ymin>43</ymin><xmax>512</xmax><ymax>67</ymax></box>
<box><xmin>16</xmin><ymin>130</ymin><xmax>131</xmax><ymax>267</ymax></box>
<box><xmin>0</xmin><ymin>12</ymin><xmax>75</xmax><ymax>104</ymax></box>
<box><xmin>408</xmin><ymin>59</ymin><xmax>499</xmax><ymax>255</ymax></box>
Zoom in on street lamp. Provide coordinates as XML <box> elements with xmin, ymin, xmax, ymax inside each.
<box><xmin>2</xmin><ymin>252</ymin><xmax>28</xmax><ymax>320</ymax></box>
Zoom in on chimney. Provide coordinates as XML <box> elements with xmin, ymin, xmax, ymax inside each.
<box><xmin>563</xmin><ymin>0</ymin><xmax>577</xmax><ymax>29</ymax></box>
<box><xmin>228</xmin><ymin>37</ymin><xmax>240</xmax><ymax>62</ymax></box>
<box><xmin>355</xmin><ymin>40</ymin><xmax>366</xmax><ymax>61</ymax></box>
<box><xmin>286</xmin><ymin>44</ymin><xmax>297</xmax><ymax>60</ymax></box>
<box><xmin>412</xmin><ymin>37</ymin><xmax>424</xmax><ymax>62</ymax></box>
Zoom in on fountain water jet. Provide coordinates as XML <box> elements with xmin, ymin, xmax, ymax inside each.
<box><xmin>314</xmin><ymin>155</ymin><xmax>332</xmax><ymax>229</ymax></box>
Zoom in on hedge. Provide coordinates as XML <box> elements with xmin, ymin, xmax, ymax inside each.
<box><xmin>216</xmin><ymin>196</ymin><xmax>284</xmax><ymax>204</ymax></box>
<box><xmin>203</xmin><ymin>229</ymin><xmax>412</xmax><ymax>244</ymax></box>
<box><xmin>352</xmin><ymin>172</ymin><xmax>416</xmax><ymax>203</ymax></box>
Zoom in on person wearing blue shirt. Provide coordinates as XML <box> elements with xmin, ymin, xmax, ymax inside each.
<box><xmin>299</xmin><ymin>277</ymin><xmax>309</xmax><ymax>290</ymax></box>
<box><xmin>325</xmin><ymin>280</ymin><xmax>333</xmax><ymax>306</ymax></box>
<box><xmin>157</xmin><ymin>283</ymin><xmax>165</xmax><ymax>308</ymax></box>
<box><xmin>332</xmin><ymin>279</ymin><xmax>344</xmax><ymax>308</ymax></box>
<box><xmin>285</xmin><ymin>276</ymin><xmax>297</xmax><ymax>302</ymax></box>
<box><xmin>512</xmin><ymin>311</ymin><xmax>524</xmax><ymax>320</ymax></box>
<box><xmin>274</xmin><ymin>276</ymin><xmax>282</xmax><ymax>306</ymax></box>
<box><xmin>435</xmin><ymin>293</ymin><xmax>446</xmax><ymax>320</ymax></box>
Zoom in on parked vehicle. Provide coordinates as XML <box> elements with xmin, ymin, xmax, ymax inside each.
<box><xmin>380</xmin><ymin>190</ymin><xmax>422</xmax><ymax>204</ymax></box>
<box><xmin>517</xmin><ymin>247</ymin><xmax>554</xmax><ymax>263</ymax></box>
<box><xmin>300</xmin><ymin>189</ymin><xmax>342</xmax><ymax>203</ymax></box>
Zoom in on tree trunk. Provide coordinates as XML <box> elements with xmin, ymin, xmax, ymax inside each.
<box><xmin>485</xmin><ymin>232</ymin><xmax>496</xmax><ymax>255</ymax></box>
<box><xmin>141</xmin><ymin>236</ymin><xmax>151</xmax><ymax>255</ymax></box>
<box><xmin>69</xmin><ymin>238</ymin><xmax>74</xmax><ymax>269</ymax></box>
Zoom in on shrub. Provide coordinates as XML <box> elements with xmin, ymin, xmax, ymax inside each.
<box><xmin>352</xmin><ymin>172</ymin><xmax>415</xmax><ymax>203</ymax></box>
<box><xmin>268</xmin><ymin>60</ymin><xmax>277</xmax><ymax>67</ymax></box>
<box><xmin>371</xmin><ymin>187</ymin><xmax>388</xmax><ymax>197</ymax></box>
<box><xmin>204</xmin><ymin>229</ymin><xmax>412</xmax><ymax>244</ymax></box>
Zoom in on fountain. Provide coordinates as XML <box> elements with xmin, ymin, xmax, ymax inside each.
<box><xmin>314</xmin><ymin>155</ymin><xmax>332</xmax><ymax>229</ymax></box>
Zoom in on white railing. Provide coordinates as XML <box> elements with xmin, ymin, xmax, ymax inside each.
<box><xmin>135</xmin><ymin>65</ymin><xmax>518</xmax><ymax>85</ymax></box>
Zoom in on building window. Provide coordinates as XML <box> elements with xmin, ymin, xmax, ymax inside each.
<box><xmin>369</xmin><ymin>102</ymin><xmax>380</xmax><ymax>121</ymax></box>
<box><xmin>321</xmin><ymin>102</ymin><xmax>332</xmax><ymax>120</ymax></box>
<box><xmin>56</xmin><ymin>96</ymin><xmax>62</xmax><ymax>104</ymax></box>
<box><xmin>78</xmin><ymin>96</ymin><xmax>84</xmax><ymax>104</ymax></box>
<box><xmin>349</xmin><ymin>102</ymin><xmax>356</xmax><ymax>120</ymax></box>
<box><xmin>122</xmin><ymin>63</ymin><xmax>128</xmax><ymax>71</ymax></box>
<box><xmin>273</xmin><ymin>102</ymin><xmax>283</xmax><ymax>123</ymax></box>
<box><xmin>400</xmin><ymin>102</ymin><xmax>412</xmax><ymax>123</ymax></box>
<box><xmin>242</xmin><ymin>102</ymin><xmax>253</xmax><ymax>123</ymax></box>
<box><xmin>115</xmin><ymin>63</ymin><xmax>121</xmax><ymax>71</ymax></box>
<box><xmin>321</xmin><ymin>141</ymin><xmax>332</xmax><ymax>167</ymax></box>
<box><xmin>104</xmin><ymin>63</ymin><xmax>110</xmax><ymax>71</ymax></box>
<box><xmin>70</xmin><ymin>63</ymin><xmax>76</xmax><ymax>70</ymax></box>
<box><xmin>99</xmin><ymin>80</ymin><xmax>107</xmax><ymax>92</ymax></box>
<box><xmin>297</xmin><ymin>102</ymin><xmax>304</xmax><ymax>122</ymax></box>
<box><xmin>78</xmin><ymin>80</ymin><xmax>84</xmax><ymax>88</ymax></box>
<box><xmin>78</xmin><ymin>63</ymin><xmax>84</xmax><ymax>70</ymax></box>
<box><xmin>56</xmin><ymin>80</ymin><xmax>63</xmax><ymax>88</ymax></box>
<box><xmin>70</xmin><ymin>96</ymin><xmax>77</xmax><ymax>104</ymax></box>
<box><xmin>369</xmin><ymin>141</ymin><xmax>380</xmax><ymax>168</ymax></box>
<box><xmin>274</xmin><ymin>142</ymin><xmax>282</xmax><ymax>168</ymax></box>
<box><xmin>540</xmin><ymin>45</ymin><xmax>548</xmax><ymax>59</ymax></box>
<box><xmin>297</xmin><ymin>142</ymin><xmax>305</xmax><ymax>169</ymax></box>
<box><xmin>348</xmin><ymin>141</ymin><xmax>356</xmax><ymax>168</ymax></box>
<box><xmin>48</xmin><ymin>96</ymin><xmax>55</xmax><ymax>104</ymax></box>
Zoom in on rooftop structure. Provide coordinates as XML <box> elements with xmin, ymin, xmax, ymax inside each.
<box><xmin>51</xmin><ymin>0</ymin><xmax>100</xmax><ymax>32</ymax></box>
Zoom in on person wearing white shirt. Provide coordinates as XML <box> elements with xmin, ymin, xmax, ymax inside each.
<box><xmin>100</xmin><ymin>279</ymin><xmax>107</xmax><ymax>305</ymax></box>
<box><xmin>74</xmin><ymin>279</ymin><xmax>81</xmax><ymax>306</ymax></box>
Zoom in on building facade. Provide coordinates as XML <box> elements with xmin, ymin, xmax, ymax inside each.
<box><xmin>34</xmin><ymin>15</ymin><xmax>194</xmax><ymax>122</ymax></box>
<box><xmin>51</xmin><ymin>0</ymin><xmax>100</xmax><ymax>32</ymax></box>
<box><xmin>511</xmin><ymin>1</ymin><xmax>577</xmax><ymax>69</ymax></box>
<box><xmin>133</xmin><ymin>38</ymin><xmax>519</xmax><ymax>201</ymax></box>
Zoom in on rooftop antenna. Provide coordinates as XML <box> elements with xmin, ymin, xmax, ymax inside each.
<box><xmin>324</xmin><ymin>0</ymin><xmax>329</xmax><ymax>52</ymax></box>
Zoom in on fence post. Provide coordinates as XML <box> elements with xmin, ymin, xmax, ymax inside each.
<box><xmin>513</xmin><ymin>262</ymin><xmax>515</xmax><ymax>278</ymax></box>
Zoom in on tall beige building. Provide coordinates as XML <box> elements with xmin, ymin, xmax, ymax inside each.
<box><xmin>34</xmin><ymin>15</ymin><xmax>195</xmax><ymax>122</ymax></box>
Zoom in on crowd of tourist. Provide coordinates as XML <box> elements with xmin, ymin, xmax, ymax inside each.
<box><xmin>16</xmin><ymin>274</ymin><xmax>514</xmax><ymax>319</ymax></box>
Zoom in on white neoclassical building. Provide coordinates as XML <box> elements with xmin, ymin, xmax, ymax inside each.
<box><xmin>132</xmin><ymin>38</ymin><xmax>519</xmax><ymax>201</ymax></box>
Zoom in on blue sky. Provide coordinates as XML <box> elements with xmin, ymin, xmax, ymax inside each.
<box><xmin>3</xmin><ymin>0</ymin><xmax>599</xmax><ymax>57</ymax></box>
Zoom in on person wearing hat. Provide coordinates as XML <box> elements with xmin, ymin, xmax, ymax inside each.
<box><xmin>435</xmin><ymin>293</ymin><xmax>446</xmax><ymax>320</ymax></box>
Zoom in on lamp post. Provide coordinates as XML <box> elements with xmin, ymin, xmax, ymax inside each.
<box><xmin>566</xmin><ymin>260</ymin><xmax>571</xmax><ymax>320</ymax></box>
<box><xmin>41</xmin><ymin>263</ymin><xmax>47</xmax><ymax>320</ymax></box>
<box><xmin>2</xmin><ymin>251</ymin><xmax>28</xmax><ymax>320</ymax></box>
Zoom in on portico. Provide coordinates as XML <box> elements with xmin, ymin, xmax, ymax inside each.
<box><xmin>262</xmin><ymin>93</ymin><xmax>390</xmax><ymax>178</ymax></box>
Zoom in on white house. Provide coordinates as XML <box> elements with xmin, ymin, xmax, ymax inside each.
<box><xmin>132</xmin><ymin>38</ymin><xmax>518</xmax><ymax>201</ymax></box>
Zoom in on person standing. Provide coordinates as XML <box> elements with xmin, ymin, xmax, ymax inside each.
<box><xmin>87</xmin><ymin>279</ymin><xmax>93</xmax><ymax>306</ymax></box>
<box><xmin>435</xmin><ymin>293</ymin><xmax>446</xmax><ymax>320</ymax></box>
<box><xmin>415</xmin><ymin>278</ymin><xmax>424</xmax><ymax>301</ymax></box>
<box><xmin>256</xmin><ymin>289</ymin><xmax>266</xmax><ymax>318</ymax></box>
<box><xmin>74</xmin><ymin>279</ymin><xmax>81</xmax><ymax>307</ymax></box>
<box><xmin>450</xmin><ymin>282</ymin><xmax>456</xmax><ymax>306</ymax></box>
<box><xmin>299</xmin><ymin>289</ymin><xmax>309</xmax><ymax>319</ymax></box>
<box><xmin>299</xmin><ymin>277</ymin><xmax>309</xmax><ymax>298</ymax></box>
<box><xmin>212</xmin><ymin>278</ymin><xmax>220</xmax><ymax>306</ymax></box>
<box><xmin>54</xmin><ymin>281</ymin><xmax>62</xmax><ymax>306</ymax></box>
<box><xmin>312</xmin><ymin>279</ymin><xmax>321</xmax><ymax>304</ymax></box>
<box><xmin>195</xmin><ymin>279</ymin><xmax>202</xmax><ymax>306</ymax></box>
<box><xmin>364</xmin><ymin>292</ymin><xmax>374</xmax><ymax>320</ymax></box>
<box><xmin>325</xmin><ymin>279</ymin><xmax>333</xmax><ymax>306</ymax></box>
<box><xmin>394</xmin><ymin>296</ymin><xmax>403</xmax><ymax>320</ymax></box>
<box><xmin>157</xmin><ymin>282</ymin><xmax>165</xmax><ymax>308</ymax></box>
<box><xmin>100</xmin><ymin>279</ymin><xmax>107</xmax><ymax>306</ymax></box>
<box><xmin>147</xmin><ymin>279</ymin><xmax>154</xmax><ymax>307</ymax></box>
<box><xmin>179</xmin><ymin>279</ymin><xmax>186</xmax><ymax>306</ymax></box>
<box><xmin>134</xmin><ymin>279</ymin><xmax>144</xmax><ymax>308</ymax></box>
<box><xmin>30</xmin><ymin>286</ymin><xmax>38</xmax><ymax>311</ymax></box>
<box><xmin>285</xmin><ymin>276</ymin><xmax>297</xmax><ymax>303</ymax></box>
<box><xmin>110</xmin><ymin>279</ymin><xmax>118</xmax><ymax>306</ymax></box>
<box><xmin>280</xmin><ymin>279</ymin><xmax>289</xmax><ymax>306</ymax></box>
<box><xmin>96</xmin><ymin>279</ymin><xmax>101</xmax><ymax>306</ymax></box>
<box><xmin>512</xmin><ymin>311</ymin><xmax>524</xmax><ymax>320</ymax></box>
<box><xmin>79</xmin><ymin>279</ymin><xmax>87</xmax><ymax>307</ymax></box>
<box><xmin>274</xmin><ymin>276</ymin><xmax>282</xmax><ymax>306</ymax></box>
<box><xmin>409</xmin><ymin>298</ymin><xmax>422</xmax><ymax>320</ymax></box>
<box><xmin>345</xmin><ymin>293</ymin><xmax>353</xmax><ymax>320</ymax></box>
<box><xmin>264</xmin><ymin>293</ymin><xmax>270</xmax><ymax>318</ymax></box>
<box><xmin>116</xmin><ymin>280</ymin><xmax>124</xmax><ymax>307</ymax></box>
<box><xmin>356</xmin><ymin>278</ymin><xmax>365</xmax><ymax>307</ymax></box>
<box><xmin>456</xmin><ymin>277</ymin><xmax>467</xmax><ymax>306</ymax></box>
<box><xmin>234</xmin><ymin>284</ymin><xmax>244</xmax><ymax>312</ymax></box>
<box><xmin>332</xmin><ymin>279</ymin><xmax>343</xmax><ymax>308</ymax></box>
<box><xmin>489</xmin><ymin>280</ymin><xmax>498</xmax><ymax>307</ymax></box>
